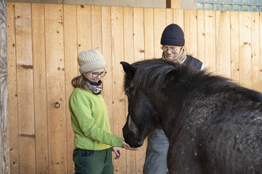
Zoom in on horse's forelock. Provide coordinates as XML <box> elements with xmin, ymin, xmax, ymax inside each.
<box><xmin>132</xmin><ymin>60</ymin><xmax>180</xmax><ymax>91</ymax></box>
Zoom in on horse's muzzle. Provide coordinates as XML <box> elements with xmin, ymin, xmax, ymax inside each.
<box><xmin>122</xmin><ymin>122</ymin><xmax>143</xmax><ymax>147</ymax></box>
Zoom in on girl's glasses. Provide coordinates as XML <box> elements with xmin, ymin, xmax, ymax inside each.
<box><xmin>92</xmin><ymin>70</ymin><xmax>107</xmax><ymax>78</ymax></box>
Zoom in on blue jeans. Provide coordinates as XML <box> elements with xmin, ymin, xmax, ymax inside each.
<box><xmin>143</xmin><ymin>129</ymin><xmax>169</xmax><ymax>174</ymax></box>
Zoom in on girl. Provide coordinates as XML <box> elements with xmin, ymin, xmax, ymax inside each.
<box><xmin>69</xmin><ymin>50</ymin><xmax>137</xmax><ymax>174</ymax></box>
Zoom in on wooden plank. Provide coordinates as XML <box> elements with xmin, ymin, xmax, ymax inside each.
<box><xmin>64</xmin><ymin>4</ymin><xmax>77</xmax><ymax>174</ymax></box>
<box><xmin>144</xmin><ymin>8</ymin><xmax>154</xmax><ymax>59</ymax></box>
<box><xmin>167</xmin><ymin>0</ymin><xmax>180</xmax><ymax>9</ymax></box>
<box><xmin>134</xmin><ymin>7</ymin><xmax>144</xmax><ymax>62</ymax></box>
<box><xmin>166</xmin><ymin>8</ymin><xmax>173</xmax><ymax>25</ymax></box>
<box><xmin>197</xmin><ymin>10</ymin><xmax>205</xmax><ymax>64</ymax></box>
<box><xmin>251</xmin><ymin>12</ymin><xmax>260</xmax><ymax>91</ymax></box>
<box><xmin>173</xmin><ymin>9</ymin><xmax>183</xmax><ymax>30</ymax></box>
<box><xmin>123</xmin><ymin>6</ymin><xmax>136</xmax><ymax>174</ymax></box>
<box><xmin>184</xmin><ymin>10</ymin><xmax>198</xmax><ymax>58</ymax></box>
<box><xmin>133</xmin><ymin>7</ymin><xmax>145</xmax><ymax>174</ymax></box>
<box><xmin>102</xmin><ymin>5</ymin><xmax>120</xmax><ymax>171</ymax></box>
<box><xmin>45</xmin><ymin>4</ymin><xmax>66</xmax><ymax>174</ymax></box>
<box><xmin>31</xmin><ymin>3</ymin><xmax>48</xmax><ymax>174</ymax></box>
<box><xmin>15</xmin><ymin>3</ymin><xmax>36</xmax><ymax>174</ymax></box>
<box><xmin>204</xmin><ymin>10</ymin><xmax>216</xmax><ymax>73</ymax></box>
<box><xmin>101</xmin><ymin>9</ymin><xmax>119</xmax><ymax>172</ymax></box>
<box><xmin>0</xmin><ymin>0</ymin><xmax>10</xmax><ymax>173</ymax></box>
<box><xmin>111</xmin><ymin>6</ymin><xmax>126</xmax><ymax>174</ymax></box>
<box><xmin>260</xmin><ymin>12</ymin><xmax>262</xmax><ymax>92</ymax></box>
<box><xmin>230</xmin><ymin>11</ymin><xmax>240</xmax><ymax>83</ymax></box>
<box><xmin>102</xmin><ymin>5</ymin><xmax>127</xmax><ymax>174</ymax></box>
<box><xmin>216</xmin><ymin>11</ymin><xmax>231</xmax><ymax>78</ymax></box>
<box><xmin>91</xmin><ymin>5</ymin><xmax>102</xmax><ymax>50</ymax></box>
<box><xmin>6</xmin><ymin>2</ymin><xmax>19</xmax><ymax>174</ymax></box>
<box><xmin>239</xmin><ymin>12</ymin><xmax>252</xmax><ymax>89</ymax></box>
<box><xmin>143</xmin><ymin>8</ymin><xmax>154</xmax><ymax>173</ymax></box>
<box><xmin>101</xmin><ymin>6</ymin><xmax>113</xmax><ymax>136</ymax></box>
<box><xmin>77</xmin><ymin>5</ymin><xmax>91</xmax><ymax>52</ymax></box>
<box><xmin>153</xmin><ymin>8</ymin><xmax>166</xmax><ymax>58</ymax></box>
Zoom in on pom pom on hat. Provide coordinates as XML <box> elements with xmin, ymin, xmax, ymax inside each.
<box><xmin>77</xmin><ymin>50</ymin><xmax>106</xmax><ymax>74</ymax></box>
<box><xmin>161</xmin><ymin>24</ymin><xmax>185</xmax><ymax>46</ymax></box>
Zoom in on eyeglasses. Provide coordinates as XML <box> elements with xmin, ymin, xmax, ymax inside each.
<box><xmin>161</xmin><ymin>46</ymin><xmax>180</xmax><ymax>53</ymax></box>
<box><xmin>91</xmin><ymin>70</ymin><xmax>107</xmax><ymax>78</ymax></box>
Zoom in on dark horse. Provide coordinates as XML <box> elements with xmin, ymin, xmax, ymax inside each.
<box><xmin>120</xmin><ymin>59</ymin><xmax>262</xmax><ymax>174</ymax></box>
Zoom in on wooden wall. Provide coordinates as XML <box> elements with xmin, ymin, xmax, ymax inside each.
<box><xmin>6</xmin><ymin>2</ymin><xmax>262</xmax><ymax>174</ymax></box>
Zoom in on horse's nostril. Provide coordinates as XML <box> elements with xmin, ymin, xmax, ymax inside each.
<box><xmin>124</xmin><ymin>132</ymin><xmax>144</xmax><ymax>148</ymax></box>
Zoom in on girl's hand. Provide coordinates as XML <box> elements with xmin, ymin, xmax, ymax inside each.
<box><xmin>122</xmin><ymin>141</ymin><xmax>139</xmax><ymax>151</ymax></box>
<box><xmin>112</xmin><ymin>147</ymin><xmax>122</xmax><ymax>160</ymax></box>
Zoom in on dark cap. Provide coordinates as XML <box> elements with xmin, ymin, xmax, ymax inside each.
<box><xmin>160</xmin><ymin>24</ymin><xmax>185</xmax><ymax>46</ymax></box>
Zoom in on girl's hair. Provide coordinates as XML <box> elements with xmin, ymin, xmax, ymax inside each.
<box><xmin>71</xmin><ymin>75</ymin><xmax>89</xmax><ymax>90</ymax></box>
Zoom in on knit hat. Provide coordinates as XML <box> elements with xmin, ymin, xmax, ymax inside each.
<box><xmin>77</xmin><ymin>50</ymin><xmax>106</xmax><ymax>74</ymax></box>
<box><xmin>161</xmin><ymin>24</ymin><xmax>185</xmax><ymax>46</ymax></box>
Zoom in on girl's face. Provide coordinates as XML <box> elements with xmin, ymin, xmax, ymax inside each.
<box><xmin>83</xmin><ymin>68</ymin><xmax>107</xmax><ymax>83</ymax></box>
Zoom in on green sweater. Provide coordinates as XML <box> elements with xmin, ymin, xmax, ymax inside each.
<box><xmin>69</xmin><ymin>88</ymin><xmax>123</xmax><ymax>150</ymax></box>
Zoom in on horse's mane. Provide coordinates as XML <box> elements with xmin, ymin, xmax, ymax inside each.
<box><xmin>130</xmin><ymin>59</ymin><xmax>231</xmax><ymax>93</ymax></box>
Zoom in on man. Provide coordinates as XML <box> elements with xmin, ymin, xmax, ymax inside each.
<box><xmin>143</xmin><ymin>24</ymin><xmax>204</xmax><ymax>174</ymax></box>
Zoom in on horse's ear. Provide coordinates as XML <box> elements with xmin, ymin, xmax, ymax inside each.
<box><xmin>120</xmin><ymin>61</ymin><xmax>136</xmax><ymax>79</ymax></box>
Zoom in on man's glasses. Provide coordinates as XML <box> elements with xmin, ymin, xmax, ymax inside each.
<box><xmin>161</xmin><ymin>46</ymin><xmax>180</xmax><ymax>53</ymax></box>
<box><xmin>91</xmin><ymin>70</ymin><xmax>107</xmax><ymax>78</ymax></box>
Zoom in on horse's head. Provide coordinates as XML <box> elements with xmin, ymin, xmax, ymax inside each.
<box><xmin>120</xmin><ymin>61</ymin><xmax>161</xmax><ymax>147</ymax></box>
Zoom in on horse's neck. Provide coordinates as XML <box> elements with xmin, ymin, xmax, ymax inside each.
<box><xmin>158</xmin><ymin>111</ymin><xmax>180</xmax><ymax>141</ymax></box>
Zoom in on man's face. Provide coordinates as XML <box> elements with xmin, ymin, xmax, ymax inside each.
<box><xmin>161</xmin><ymin>45</ymin><xmax>182</xmax><ymax>59</ymax></box>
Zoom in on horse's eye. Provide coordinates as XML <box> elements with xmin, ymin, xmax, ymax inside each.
<box><xmin>125</xmin><ymin>90</ymin><xmax>129</xmax><ymax>96</ymax></box>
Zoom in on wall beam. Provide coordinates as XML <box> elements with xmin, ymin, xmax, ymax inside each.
<box><xmin>166</xmin><ymin>0</ymin><xmax>180</xmax><ymax>8</ymax></box>
<box><xmin>0</xmin><ymin>0</ymin><xmax>10</xmax><ymax>174</ymax></box>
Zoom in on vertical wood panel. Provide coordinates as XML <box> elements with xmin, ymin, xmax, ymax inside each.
<box><xmin>166</xmin><ymin>8</ymin><xmax>173</xmax><ymax>25</ymax></box>
<box><xmin>197</xmin><ymin>10</ymin><xmax>205</xmax><ymax>64</ymax></box>
<box><xmin>144</xmin><ymin>8</ymin><xmax>154</xmax><ymax>59</ymax></box>
<box><xmin>134</xmin><ymin>8</ymin><xmax>145</xmax><ymax>62</ymax></box>
<box><xmin>230</xmin><ymin>11</ymin><xmax>240</xmax><ymax>83</ymax></box>
<box><xmin>204</xmin><ymin>10</ymin><xmax>216</xmax><ymax>72</ymax></box>
<box><xmin>239</xmin><ymin>12</ymin><xmax>252</xmax><ymax>88</ymax></box>
<box><xmin>184</xmin><ymin>10</ymin><xmax>197</xmax><ymax>58</ymax></box>
<box><xmin>7</xmin><ymin>3</ymin><xmax>19</xmax><ymax>174</ymax></box>
<box><xmin>101</xmin><ymin>6</ymin><xmax>119</xmax><ymax>171</ymax></box>
<box><xmin>142</xmin><ymin>8</ymin><xmax>154</xmax><ymax>173</ymax></box>
<box><xmin>0</xmin><ymin>0</ymin><xmax>10</xmax><ymax>173</ymax></box>
<box><xmin>64</xmin><ymin>4</ymin><xmax>77</xmax><ymax>174</ymax></box>
<box><xmin>153</xmin><ymin>8</ymin><xmax>166</xmax><ymax>57</ymax></box>
<box><xmin>111</xmin><ymin>6</ymin><xmax>126</xmax><ymax>174</ymax></box>
<box><xmin>260</xmin><ymin>12</ymin><xmax>262</xmax><ymax>92</ymax></box>
<box><xmin>32</xmin><ymin>3</ymin><xmax>48</xmax><ymax>174</ymax></box>
<box><xmin>133</xmin><ymin>7</ymin><xmax>145</xmax><ymax>174</ymax></box>
<box><xmin>173</xmin><ymin>9</ymin><xmax>183</xmax><ymax>30</ymax></box>
<box><xmin>91</xmin><ymin>6</ymin><xmax>102</xmax><ymax>51</ymax></box>
<box><xmin>101</xmin><ymin>6</ymin><xmax>113</xmax><ymax>133</ymax></box>
<box><xmin>15</xmin><ymin>3</ymin><xmax>36</xmax><ymax>174</ymax></box>
<box><xmin>45</xmin><ymin>4</ymin><xmax>66</xmax><ymax>174</ymax></box>
<box><xmin>123</xmin><ymin>6</ymin><xmax>136</xmax><ymax>174</ymax></box>
<box><xmin>169</xmin><ymin>0</ymin><xmax>180</xmax><ymax>9</ymax></box>
<box><xmin>77</xmin><ymin>5</ymin><xmax>91</xmax><ymax>52</ymax></box>
<box><xmin>216</xmin><ymin>11</ymin><xmax>231</xmax><ymax>78</ymax></box>
<box><xmin>251</xmin><ymin>12</ymin><xmax>260</xmax><ymax>91</ymax></box>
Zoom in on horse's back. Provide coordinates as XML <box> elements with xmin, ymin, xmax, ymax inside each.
<box><xmin>168</xmin><ymin>86</ymin><xmax>262</xmax><ymax>174</ymax></box>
